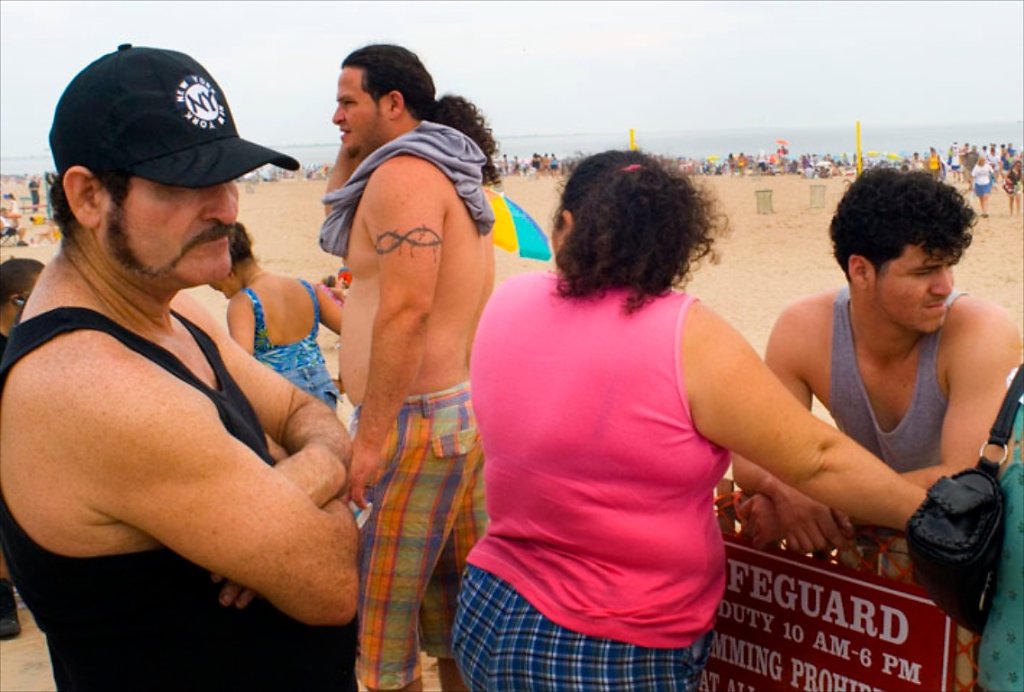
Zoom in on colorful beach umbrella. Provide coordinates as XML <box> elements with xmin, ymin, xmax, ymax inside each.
<box><xmin>886</xmin><ymin>152</ymin><xmax>903</xmax><ymax>161</ymax></box>
<box><xmin>775</xmin><ymin>139</ymin><xmax>790</xmax><ymax>146</ymax></box>
<box><xmin>486</xmin><ymin>189</ymin><xmax>552</xmax><ymax>261</ymax></box>
<box><xmin>706</xmin><ymin>155</ymin><xmax>721</xmax><ymax>162</ymax></box>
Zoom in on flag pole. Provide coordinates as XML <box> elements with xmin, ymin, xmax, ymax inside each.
<box><xmin>856</xmin><ymin>121</ymin><xmax>863</xmax><ymax>176</ymax></box>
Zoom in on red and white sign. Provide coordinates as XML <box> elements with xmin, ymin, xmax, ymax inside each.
<box><xmin>702</xmin><ymin>536</ymin><xmax>956</xmax><ymax>691</ymax></box>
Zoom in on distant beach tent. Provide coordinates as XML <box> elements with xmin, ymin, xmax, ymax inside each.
<box><xmin>486</xmin><ymin>189</ymin><xmax>552</xmax><ymax>261</ymax></box>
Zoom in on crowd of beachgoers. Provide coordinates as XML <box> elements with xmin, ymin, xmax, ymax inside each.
<box><xmin>3</xmin><ymin>140</ymin><xmax>1020</xmax><ymax>193</ymax></box>
<box><xmin>493</xmin><ymin>141</ymin><xmax>1023</xmax><ymax>182</ymax></box>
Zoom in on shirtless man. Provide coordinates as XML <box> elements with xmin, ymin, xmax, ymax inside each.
<box><xmin>319</xmin><ymin>45</ymin><xmax>499</xmax><ymax>691</ymax></box>
<box><xmin>734</xmin><ymin>168</ymin><xmax>1021</xmax><ymax>553</ymax></box>
<box><xmin>0</xmin><ymin>45</ymin><xmax>359</xmax><ymax>689</ymax></box>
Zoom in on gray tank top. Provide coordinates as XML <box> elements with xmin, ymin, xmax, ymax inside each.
<box><xmin>829</xmin><ymin>286</ymin><xmax>960</xmax><ymax>472</ymax></box>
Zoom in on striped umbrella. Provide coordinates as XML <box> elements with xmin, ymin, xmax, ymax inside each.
<box><xmin>486</xmin><ymin>189</ymin><xmax>552</xmax><ymax>261</ymax></box>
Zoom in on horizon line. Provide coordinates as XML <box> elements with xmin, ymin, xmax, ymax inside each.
<box><xmin>2</xmin><ymin>118</ymin><xmax>1021</xmax><ymax>162</ymax></box>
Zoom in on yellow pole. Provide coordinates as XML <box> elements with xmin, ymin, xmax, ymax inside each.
<box><xmin>629</xmin><ymin>128</ymin><xmax>636</xmax><ymax>151</ymax></box>
<box><xmin>856</xmin><ymin>121</ymin><xmax>863</xmax><ymax>176</ymax></box>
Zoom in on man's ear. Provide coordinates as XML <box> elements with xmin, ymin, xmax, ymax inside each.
<box><xmin>848</xmin><ymin>255</ymin><xmax>874</xmax><ymax>288</ymax></box>
<box><xmin>382</xmin><ymin>90</ymin><xmax>406</xmax><ymax>120</ymax></box>
<box><xmin>62</xmin><ymin>166</ymin><xmax>109</xmax><ymax>232</ymax></box>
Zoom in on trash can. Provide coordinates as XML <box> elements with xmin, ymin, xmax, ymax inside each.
<box><xmin>755</xmin><ymin>189</ymin><xmax>773</xmax><ymax>214</ymax></box>
<box><xmin>810</xmin><ymin>185</ymin><xmax>826</xmax><ymax>208</ymax></box>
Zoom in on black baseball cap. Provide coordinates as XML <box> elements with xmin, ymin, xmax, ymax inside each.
<box><xmin>49</xmin><ymin>44</ymin><xmax>299</xmax><ymax>187</ymax></box>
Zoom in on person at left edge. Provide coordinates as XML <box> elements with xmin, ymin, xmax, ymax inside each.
<box><xmin>0</xmin><ymin>257</ymin><xmax>44</xmax><ymax>640</ymax></box>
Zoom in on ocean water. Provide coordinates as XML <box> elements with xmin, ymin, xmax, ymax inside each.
<box><xmin>495</xmin><ymin>121</ymin><xmax>1024</xmax><ymax>162</ymax></box>
<box><xmin>3</xmin><ymin>121</ymin><xmax>1021</xmax><ymax>176</ymax></box>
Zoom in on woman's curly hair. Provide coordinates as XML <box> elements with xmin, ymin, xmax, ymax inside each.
<box><xmin>555</xmin><ymin>150</ymin><xmax>727</xmax><ymax>313</ymax></box>
<box><xmin>431</xmin><ymin>95</ymin><xmax>499</xmax><ymax>186</ymax></box>
<box><xmin>831</xmin><ymin>168</ymin><xmax>975</xmax><ymax>278</ymax></box>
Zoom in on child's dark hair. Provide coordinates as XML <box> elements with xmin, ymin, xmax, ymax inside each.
<box><xmin>226</xmin><ymin>223</ymin><xmax>254</xmax><ymax>266</ymax></box>
<box><xmin>1</xmin><ymin>257</ymin><xmax>45</xmax><ymax>302</ymax></box>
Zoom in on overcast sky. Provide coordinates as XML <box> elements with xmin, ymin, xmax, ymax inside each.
<box><xmin>2</xmin><ymin>0</ymin><xmax>1022</xmax><ymax>159</ymax></box>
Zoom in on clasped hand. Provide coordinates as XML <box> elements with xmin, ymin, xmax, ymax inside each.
<box><xmin>737</xmin><ymin>488</ymin><xmax>855</xmax><ymax>554</ymax></box>
<box><xmin>212</xmin><ymin>439</ymin><xmax>351</xmax><ymax>609</ymax></box>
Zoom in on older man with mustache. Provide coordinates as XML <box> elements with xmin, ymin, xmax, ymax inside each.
<box><xmin>0</xmin><ymin>45</ymin><xmax>360</xmax><ymax>690</ymax></box>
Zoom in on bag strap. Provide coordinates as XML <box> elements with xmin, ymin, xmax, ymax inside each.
<box><xmin>978</xmin><ymin>365</ymin><xmax>1024</xmax><ymax>476</ymax></box>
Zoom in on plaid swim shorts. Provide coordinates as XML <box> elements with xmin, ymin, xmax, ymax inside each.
<box><xmin>453</xmin><ymin>565</ymin><xmax>713</xmax><ymax>691</ymax></box>
<box><xmin>353</xmin><ymin>383</ymin><xmax>487</xmax><ymax>689</ymax></box>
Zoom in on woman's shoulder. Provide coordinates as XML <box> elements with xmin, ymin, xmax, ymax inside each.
<box><xmin>495</xmin><ymin>271</ymin><xmax>557</xmax><ymax>294</ymax></box>
<box><xmin>485</xmin><ymin>272</ymin><xmax>559</xmax><ymax>318</ymax></box>
<box><xmin>255</xmin><ymin>275</ymin><xmax>314</xmax><ymax>304</ymax></box>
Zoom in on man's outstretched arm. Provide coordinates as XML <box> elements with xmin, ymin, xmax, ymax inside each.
<box><xmin>733</xmin><ymin>298</ymin><xmax>854</xmax><ymax>553</ymax></box>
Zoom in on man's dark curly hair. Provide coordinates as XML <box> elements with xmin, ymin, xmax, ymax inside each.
<box><xmin>49</xmin><ymin>169</ymin><xmax>130</xmax><ymax>248</ymax></box>
<box><xmin>342</xmin><ymin>44</ymin><xmax>499</xmax><ymax>186</ymax></box>
<box><xmin>830</xmin><ymin>168</ymin><xmax>975</xmax><ymax>279</ymax></box>
<box><xmin>555</xmin><ymin>150</ymin><xmax>726</xmax><ymax>313</ymax></box>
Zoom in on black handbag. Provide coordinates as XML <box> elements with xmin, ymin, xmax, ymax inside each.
<box><xmin>906</xmin><ymin>365</ymin><xmax>1023</xmax><ymax>634</ymax></box>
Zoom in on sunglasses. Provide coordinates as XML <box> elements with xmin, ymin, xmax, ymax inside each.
<box><xmin>10</xmin><ymin>294</ymin><xmax>28</xmax><ymax>307</ymax></box>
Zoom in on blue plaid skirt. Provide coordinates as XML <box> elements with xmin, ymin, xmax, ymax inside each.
<box><xmin>452</xmin><ymin>565</ymin><xmax>713</xmax><ymax>691</ymax></box>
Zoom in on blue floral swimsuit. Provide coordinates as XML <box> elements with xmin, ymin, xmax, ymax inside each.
<box><xmin>243</xmin><ymin>279</ymin><xmax>340</xmax><ymax>410</ymax></box>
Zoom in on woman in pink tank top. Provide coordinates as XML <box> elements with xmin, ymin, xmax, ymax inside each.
<box><xmin>451</xmin><ymin>151</ymin><xmax>927</xmax><ymax>691</ymax></box>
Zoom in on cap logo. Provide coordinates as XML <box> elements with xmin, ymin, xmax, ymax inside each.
<box><xmin>175</xmin><ymin>75</ymin><xmax>226</xmax><ymax>130</ymax></box>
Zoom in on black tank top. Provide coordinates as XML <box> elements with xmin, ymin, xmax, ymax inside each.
<box><xmin>0</xmin><ymin>308</ymin><xmax>357</xmax><ymax>691</ymax></box>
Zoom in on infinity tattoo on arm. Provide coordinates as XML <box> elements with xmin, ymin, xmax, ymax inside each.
<box><xmin>375</xmin><ymin>226</ymin><xmax>442</xmax><ymax>259</ymax></box>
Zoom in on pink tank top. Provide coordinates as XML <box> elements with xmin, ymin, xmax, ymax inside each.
<box><xmin>468</xmin><ymin>272</ymin><xmax>730</xmax><ymax>648</ymax></box>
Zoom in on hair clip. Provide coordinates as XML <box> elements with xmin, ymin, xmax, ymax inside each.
<box><xmin>622</xmin><ymin>164</ymin><xmax>642</xmax><ymax>172</ymax></box>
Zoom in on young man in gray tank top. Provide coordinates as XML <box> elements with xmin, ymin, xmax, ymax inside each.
<box><xmin>734</xmin><ymin>169</ymin><xmax>1020</xmax><ymax>553</ymax></box>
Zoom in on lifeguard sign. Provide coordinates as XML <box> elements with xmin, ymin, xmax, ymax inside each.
<box><xmin>702</xmin><ymin>536</ymin><xmax>957</xmax><ymax>691</ymax></box>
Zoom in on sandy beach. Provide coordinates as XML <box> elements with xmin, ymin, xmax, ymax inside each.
<box><xmin>1</xmin><ymin>172</ymin><xmax>1022</xmax><ymax>690</ymax></box>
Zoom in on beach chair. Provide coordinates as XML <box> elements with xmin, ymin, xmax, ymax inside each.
<box><xmin>1</xmin><ymin>212</ymin><xmax>23</xmax><ymax>246</ymax></box>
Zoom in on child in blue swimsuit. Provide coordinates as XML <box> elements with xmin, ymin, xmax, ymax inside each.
<box><xmin>211</xmin><ymin>225</ymin><xmax>342</xmax><ymax>410</ymax></box>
